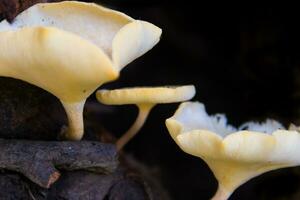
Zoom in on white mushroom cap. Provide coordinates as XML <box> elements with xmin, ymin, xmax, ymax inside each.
<box><xmin>96</xmin><ymin>85</ymin><xmax>196</xmax><ymax>105</ymax></box>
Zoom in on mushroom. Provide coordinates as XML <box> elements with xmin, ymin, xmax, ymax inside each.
<box><xmin>166</xmin><ymin>101</ymin><xmax>300</xmax><ymax>200</ymax></box>
<box><xmin>96</xmin><ymin>85</ymin><xmax>196</xmax><ymax>150</ymax></box>
<box><xmin>0</xmin><ymin>1</ymin><xmax>162</xmax><ymax>140</ymax></box>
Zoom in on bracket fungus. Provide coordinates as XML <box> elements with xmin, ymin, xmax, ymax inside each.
<box><xmin>166</xmin><ymin>101</ymin><xmax>300</xmax><ymax>200</ymax></box>
<box><xmin>96</xmin><ymin>85</ymin><xmax>196</xmax><ymax>150</ymax></box>
<box><xmin>0</xmin><ymin>1</ymin><xmax>162</xmax><ymax>140</ymax></box>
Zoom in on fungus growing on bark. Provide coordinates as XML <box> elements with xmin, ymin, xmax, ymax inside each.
<box><xmin>96</xmin><ymin>85</ymin><xmax>196</xmax><ymax>150</ymax></box>
<box><xmin>166</xmin><ymin>101</ymin><xmax>300</xmax><ymax>200</ymax></box>
<box><xmin>0</xmin><ymin>1</ymin><xmax>162</xmax><ymax>140</ymax></box>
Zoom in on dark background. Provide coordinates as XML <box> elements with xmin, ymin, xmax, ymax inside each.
<box><xmin>90</xmin><ymin>1</ymin><xmax>300</xmax><ymax>200</ymax></box>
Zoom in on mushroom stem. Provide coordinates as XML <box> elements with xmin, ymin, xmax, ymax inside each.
<box><xmin>61</xmin><ymin>100</ymin><xmax>86</xmax><ymax>141</ymax></box>
<box><xmin>211</xmin><ymin>185</ymin><xmax>231</xmax><ymax>200</ymax></box>
<box><xmin>116</xmin><ymin>103</ymin><xmax>155</xmax><ymax>151</ymax></box>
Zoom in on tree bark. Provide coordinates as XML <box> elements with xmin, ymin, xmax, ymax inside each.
<box><xmin>0</xmin><ymin>168</ymin><xmax>159</xmax><ymax>200</ymax></box>
<box><xmin>0</xmin><ymin>139</ymin><xmax>118</xmax><ymax>188</ymax></box>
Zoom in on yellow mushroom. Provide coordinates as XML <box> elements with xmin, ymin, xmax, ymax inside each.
<box><xmin>166</xmin><ymin>101</ymin><xmax>300</xmax><ymax>200</ymax></box>
<box><xmin>96</xmin><ymin>85</ymin><xmax>196</xmax><ymax>150</ymax></box>
<box><xmin>0</xmin><ymin>1</ymin><xmax>162</xmax><ymax>140</ymax></box>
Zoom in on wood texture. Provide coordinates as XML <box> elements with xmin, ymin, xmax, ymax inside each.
<box><xmin>0</xmin><ymin>139</ymin><xmax>118</xmax><ymax>188</ymax></box>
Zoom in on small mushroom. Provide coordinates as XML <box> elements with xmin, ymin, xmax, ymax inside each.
<box><xmin>0</xmin><ymin>1</ymin><xmax>162</xmax><ymax>140</ymax></box>
<box><xmin>166</xmin><ymin>101</ymin><xmax>300</xmax><ymax>200</ymax></box>
<box><xmin>96</xmin><ymin>85</ymin><xmax>196</xmax><ymax>150</ymax></box>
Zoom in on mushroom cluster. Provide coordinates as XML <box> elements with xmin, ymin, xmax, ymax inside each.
<box><xmin>2</xmin><ymin>1</ymin><xmax>298</xmax><ymax>199</ymax></box>
<box><xmin>0</xmin><ymin>1</ymin><xmax>164</xmax><ymax>140</ymax></box>
<box><xmin>0</xmin><ymin>1</ymin><xmax>195</xmax><ymax>149</ymax></box>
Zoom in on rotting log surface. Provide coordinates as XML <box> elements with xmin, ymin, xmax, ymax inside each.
<box><xmin>0</xmin><ymin>169</ymin><xmax>152</xmax><ymax>200</ymax></box>
<box><xmin>0</xmin><ymin>139</ymin><xmax>118</xmax><ymax>188</ymax></box>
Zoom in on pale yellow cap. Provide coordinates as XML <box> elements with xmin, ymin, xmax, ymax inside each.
<box><xmin>0</xmin><ymin>1</ymin><xmax>162</xmax><ymax>103</ymax></box>
<box><xmin>96</xmin><ymin>85</ymin><xmax>196</xmax><ymax>105</ymax></box>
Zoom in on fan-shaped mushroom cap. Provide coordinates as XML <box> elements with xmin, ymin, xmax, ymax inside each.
<box><xmin>96</xmin><ymin>85</ymin><xmax>196</xmax><ymax>105</ymax></box>
<box><xmin>0</xmin><ymin>27</ymin><xmax>118</xmax><ymax>103</ymax></box>
<box><xmin>0</xmin><ymin>1</ymin><xmax>162</xmax><ymax>140</ymax></box>
<box><xmin>0</xmin><ymin>1</ymin><xmax>162</xmax><ymax>103</ymax></box>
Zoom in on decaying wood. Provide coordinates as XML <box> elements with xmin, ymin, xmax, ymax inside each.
<box><xmin>0</xmin><ymin>167</ymin><xmax>167</xmax><ymax>199</ymax></box>
<box><xmin>46</xmin><ymin>171</ymin><xmax>120</xmax><ymax>199</ymax></box>
<box><xmin>0</xmin><ymin>171</ymin><xmax>116</xmax><ymax>200</ymax></box>
<box><xmin>0</xmin><ymin>172</ymin><xmax>31</xmax><ymax>200</ymax></box>
<box><xmin>0</xmin><ymin>0</ymin><xmax>61</xmax><ymax>22</ymax></box>
<box><xmin>108</xmin><ymin>179</ymin><xmax>148</xmax><ymax>200</ymax></box>
<box><xmin>0</xmin><ymin>139</ymin><xmax>118</xmax><ymax>188</ymax></box>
